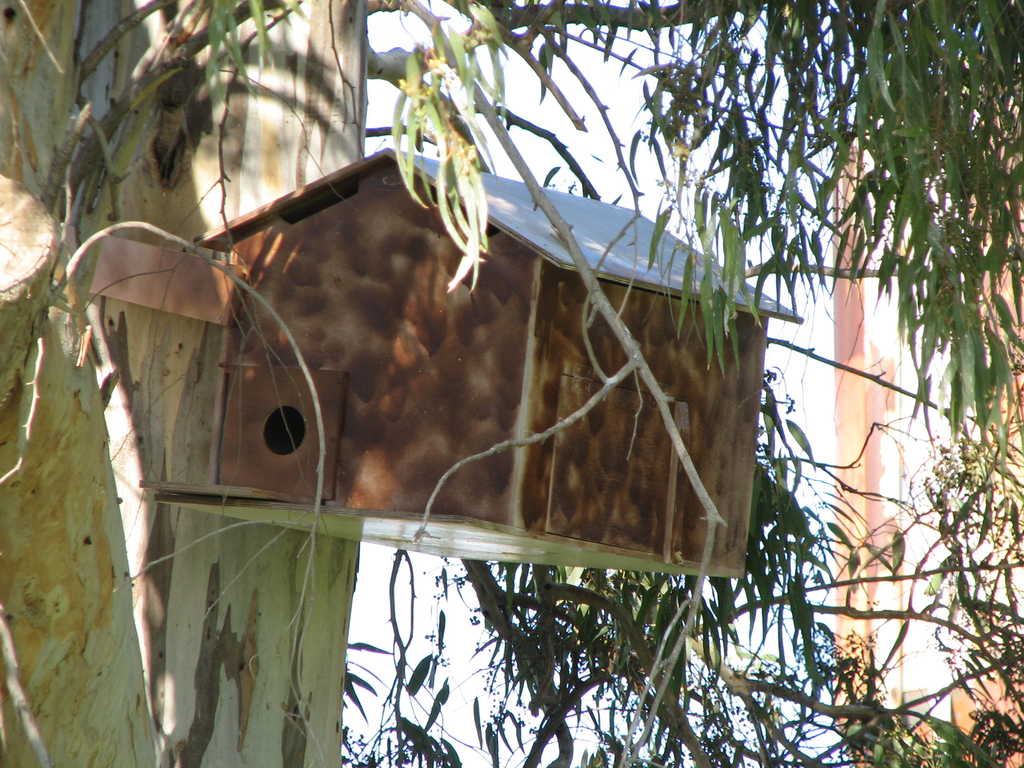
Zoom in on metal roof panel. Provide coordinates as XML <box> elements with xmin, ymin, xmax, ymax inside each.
<box><xmin>197</xmin><ymin>150</ymin><xmax>799</xmax><ymax>320</ymax></box>
<box><xmin>412</xmin><ymin>156</ymin><xmax>798</xmax><ymax>321</ymax></box>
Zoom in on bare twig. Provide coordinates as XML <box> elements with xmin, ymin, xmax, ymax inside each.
<box><xmin>40</xmin><ymin>104</ymin><xmax>92</xmax><ymax>212</ymax></box>
<box><xmin>14</xmin><ymin>0</ymin><xmax>62</xmax><ymax>74</ymax></box>
<box><xmin>547</xmin><ymin>38</ymin><xmax>640</xmax><ymax>208</ymax></box>
<box><xmin>82</xmin><ymin>110</ymin><xmax>123</xmax><ymax>222</ymax></box>
<box><xmin>474</xmin><ymin>92</ymin><xmax>723</xmax><ymax>531</ymax></box>
<box><xmin>367</xmin><ymin>0</ymin><xmax>702</xmax><ymax>30</ymax></box>
<box><xmin>502</xmin><ymin>110</ymin><xmax>599</xmax><ymax>199</ymax></box>
<box><xmin>619</xmin><ymin>551</ymin><xmax>710</xmax><ymax>768</ymax></box>
<box><xmin>69</xmin><ymin>0</ymin><xmax>280</xmax><ymax>197</ymax></box>
<box><xmin>471</xmin><ymin>87</ymin><xmax>722</xmax><ymax>768</ymax></box>
<box><xmin>768</xmin><ymin>336</ymin><xmax>937</xmax><ymax>409</ymax></box>
<box><xmin>746</xmin><ymin>263</ymin><xmax>882</xmax><ymax>279</ymax></box>
<box><xmin>0</xmin><ymin>337</ymin><xmax>45</xmax><ymax>487</ymax></box>
<box><xmin>508</xmin><ymin>38</ymin><xmax>587</xmax><ymax>131</ymax></box>
<box><xmin>0</xmin><ymin>604</ymin><xmax>54</xmax><ymax>768</ymax></box>
<box><xmin>504</xmin><ymin>1</ymin><xmax>699</xmax><ymax>32</ymax></box>
<box><xmin>367</xmin><ymin>43</ymin><xmax>599</xmax><ymax>198</ymax></box>
<box><xmin>119</xmin><ymin>519</ymin><xmax>298</xmax><ymax>585</ymax></box>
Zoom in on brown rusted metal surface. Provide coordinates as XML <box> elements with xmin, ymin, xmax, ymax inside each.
<box><xmin>218</xmin><ymin>365</ymin><xmax>347</xmax><ymax>500</ymax></box>
<box><xmin>521</xmin><ymin>262</ymin><xmax>766</xmax><ymax>575</ymax></box>
<box><xmin>90</xmin><ymin>236</ymin><xmax>237</xmax><ymax>324</ymax></box>
<box><xmin>221</xmin><ymin>166</ymin><xmax>537</xmax><ymax>521</ymax></box>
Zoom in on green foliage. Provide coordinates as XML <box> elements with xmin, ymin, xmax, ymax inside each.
<box><xmin>638</xmin><ymin>0</ymin><xmax>1024</xmax><ymax>435</ymax></box>
<box><xmin>387</xmin><ymin>0</ymin><xmax>1024</xmax><ymax>438</ymax></box>
<box><xmin>392</xmin><ymin>15</ymin><xmax>505</xmax><ymax>290</ymax></box>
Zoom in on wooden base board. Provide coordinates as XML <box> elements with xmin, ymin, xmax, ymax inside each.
<box><xmin>148</xmin><ymin>482</ymin><xmax>739</xmax><ymax>576</ymax></box>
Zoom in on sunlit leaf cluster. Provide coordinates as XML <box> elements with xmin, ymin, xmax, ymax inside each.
<box><xmin>393</xmin><ymin>8</ymin><xmax>505</xmax><ymax>289</ymax></box>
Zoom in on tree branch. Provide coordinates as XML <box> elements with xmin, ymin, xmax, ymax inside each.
<box><xmin>0</xmin><ymin>337</ymin><xmax>45</xmax><ymax>487</ymax></box>
<box><xmin>502</xmin><ymin>109</ymin><xmax>599</xmax><ymax>199</ymax></box>
<box><xmin>768</xmin><ymin>336</ymin><xmax>937</xmax><ymax>410</ymax></box>
<box><xmin>504</xmin><ymin>2</ymin><xmax>696</xmax><ymax>31</ymax></box>
<box><xmin>367</xmin><ymin>45</ymin><xmax>600</xmax><ymax>198</ymax></box>
<box><xmin>547</xmin><ymin>36</ymin><xmax>639</xmax><ymax>206</ymax></box>
<box><xmin>76</xmin><ymin>0</ymin><xmax>176</xmax><ymax>89</ymax></box>
<box><xmin>471</xmin><ymin>80</ymin><xmax>721</xmax><ymax>768</ymax></box>
<box><xmin>367</xmin><ymin>46</ymin><xmax>408</xmax><ymax>85</ymax></box>
<box><xmin>366</xmin><ymin>0</ymin><xmax>699</xmax><ymax>33</ymax></box>
<box><xmin>747</xmin><ymin>264</ymin><xmax>882</xmax><ymax>279</ymax></box>
<box><xmin>507</xmin><ymin>36</ymin><xmax>587</xmax><ymax>131</ymax></box>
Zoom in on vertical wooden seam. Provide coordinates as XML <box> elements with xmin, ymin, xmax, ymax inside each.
<box><xmin>508</xmin><ymin>255</ymin><xmax>543</xmax><ymax>529</ymax></box>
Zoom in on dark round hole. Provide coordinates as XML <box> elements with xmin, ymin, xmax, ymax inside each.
<box><xmin>263</xmin><ymin>406</ymin><xmax>306</xmax><ymax>455</ymax></box>
<box><xmin>3</xmin><ymin>7</ymin><xmax>16</xmax><ymax>21</ymax></box>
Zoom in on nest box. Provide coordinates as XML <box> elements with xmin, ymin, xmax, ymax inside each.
<box><xmin>94</xmin><ymin>150</ymin><xmax>797</xmax><ymax>576</ymax></box>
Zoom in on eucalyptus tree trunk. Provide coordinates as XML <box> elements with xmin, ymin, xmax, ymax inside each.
<box><xmin>1</xmin><ymin>2</ymin><xmax>365</xmax><ymax>766</ymax></box>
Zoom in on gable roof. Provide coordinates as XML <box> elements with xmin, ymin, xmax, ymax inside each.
<box><xmin>199</xmin><ymin>150</ymin><xmax>799</xmax><ymax>321</ymax></box>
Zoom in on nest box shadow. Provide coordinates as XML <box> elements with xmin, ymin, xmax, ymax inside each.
<box><xmin>92</xmin><ymin>150</ymin><xmax>798</xmax><ymax>576</ymax></box>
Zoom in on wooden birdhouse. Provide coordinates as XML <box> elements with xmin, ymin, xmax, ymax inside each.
<box><xmin>94</xmin><ymin>150</ymin><xmax>798</xmax><ymax>576</ymax></box>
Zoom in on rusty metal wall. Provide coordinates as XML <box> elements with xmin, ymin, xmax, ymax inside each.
<box><xmin>220</xmin><ymin>167</ymin><xmax>537</xmax><ymax>523</ymax></box>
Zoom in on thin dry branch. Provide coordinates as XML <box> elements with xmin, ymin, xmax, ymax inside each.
<box><xmin>367</xmin><ymin>44</ymin><xmax>600</xmax><ymax>197</ymax></box>
<box><xmin>0</xmin><ymin>337</ymin><xmax>45</xmax><ymax>487</ymax></box>
<box><xmin>502</xmin><ymin>109</ymin><xmax>599</xmax><ymax>199</ymax></box>
<box><xmin>464</xmin><ymin>565</ymin><xmax>710</xmax><ymax>767</ymax></box>
<box><xmin>543</xmin><ymin>581</ymin><xmax>710</xmax><ymax>763</ymax></box>
<box><xmin>504</xmin><ymin>1</ymin><xmax>697</xmax><ymax>31</ymax></box>
<box><xmin>65</xmin><ymin>221</ymin><xmax>326</xmax><ymax>481</ymax></box>
<box><xmin>471</xmin><ymin>88</ymin><xmax>723</xmax><ymax>768</ymax></box>
<box><xmin>473</xmin><ymin>93</ymin><xmax>723</xmax><ymax>530</ymax></box>
<box><xmin>768</xmin><ymin>336</ymin><xmax>937</xmax><ymax>409</ymax></box>
<box><xmin>746</xmin><ymin>264</ymin><xmax>883</xmax><ymax>279</ymax></box>
<box><xmin>547</xmin><ymin>39</ymin><xmax>639</xmax><ymax>207</ymax></box>
<box><xmin>40</xmin><ymin>104</ymin><xmax>92</xmax><ymax>212</ymax></box>
<box><xmin>366</xmin><ymin>0</ymin><xmax>700</xmax><ymax>32</ymax></box>
<box><xmin>0</xmin><ymin>603</ymin><xmax>54</xmax><ymax>768</ymax></box>
<box><xmin>508</xmin><ymin>37</ymin><xmax>587</xmax><ymax>131</ymax></box>
<box><xmin>13</xmin><ymin>0</ymin><xmax>62</xmax><ymax>74</ymax></box>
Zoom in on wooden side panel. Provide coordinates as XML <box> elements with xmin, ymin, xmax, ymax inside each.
<box><xmin>90</xmin><ymin>236</ymin><xmax>238</xmax><ymax>324</ymax></box>
<box><xmin>218</xmin><ymin>366</ymin><xmax>347</xmax><ymax>500</ymax></box>
<box><xmin>546</xmin><ymin>372</ymin><xmax>671</xmax><ymax>553</ymax></box>
<box><xmin>224</xmin><ymin>170</ymin><xmax>537</xmax><ymax>525</ymax></box>
<box><xmin>669</xmin><ymin>313</ymin><xmax>765</xmax><ymax>573</ymax></box>
<box><xmin>524</xmin><ymin>262</ymin><xmax>765</xmax><ymax>574</ymax></box>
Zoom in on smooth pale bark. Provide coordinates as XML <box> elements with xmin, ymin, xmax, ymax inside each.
<box><xmin>94</xmin><ymin>3</ymin><xmax>365</xmax><ymax>766</ymax></box>
<box><xmin>0</xmin><ymin>3</ymin><xmax>156</xmax><ymax>765</ymax></box>
<box><xmin>0</xmin><ymin>180</ymin><xmax>155</xmax><ymax>765</ymax></box>
<box><xmin>1</xmin><ymin>1</ymin><xmax>364</xmax><ymax>765</ymax></box>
